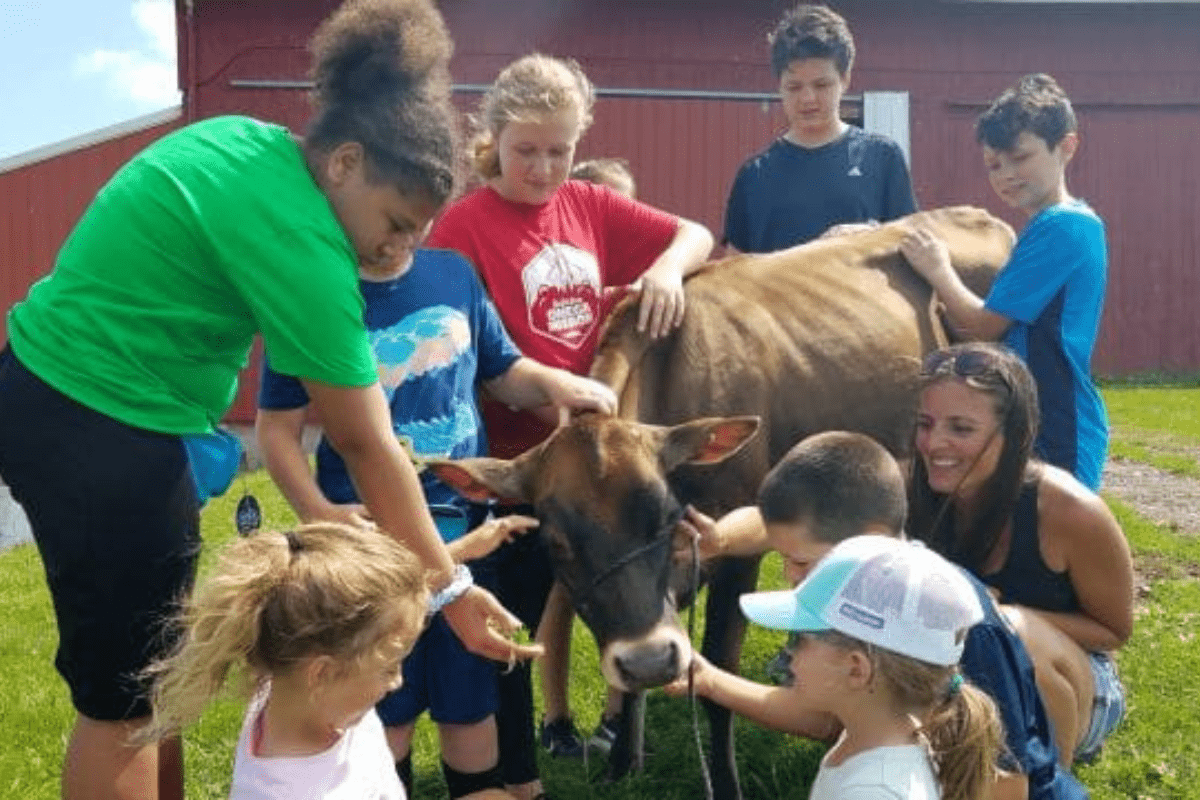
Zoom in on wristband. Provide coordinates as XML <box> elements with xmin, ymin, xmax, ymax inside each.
<box><xmin>428</xmin><ymin>563</ymin><xmax>474</xmax><ymax>615</ymax></box>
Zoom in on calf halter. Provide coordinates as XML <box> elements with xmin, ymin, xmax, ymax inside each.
<box><xmin>587</xmin><ymin>505</ymin><xmax>685</xmax><ymax>592</ymax></box>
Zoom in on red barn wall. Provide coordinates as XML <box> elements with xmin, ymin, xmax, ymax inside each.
<box><xmin>4</xmin><ymin>1</ymin><xmax>1198</xmax><ymax>424</ymax></box>
<box><xmin>0</xmin><ymin>113</ymin><xmax>181</xmax><ymax>345</ymax></box>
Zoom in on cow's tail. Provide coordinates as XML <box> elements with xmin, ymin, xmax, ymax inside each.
<box><xmin>592</xmin><ymin>294</ymin><xmax>651</xmax><ymax>420</ymax></box>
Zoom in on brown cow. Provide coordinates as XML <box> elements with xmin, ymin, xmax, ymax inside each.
<box><xmin>429</xmin><ymin>206</ymin><xmax>1015</xmax><ymax>799</ymax></box>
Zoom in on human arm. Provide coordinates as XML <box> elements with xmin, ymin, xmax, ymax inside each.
<box><xmin>900</xmin><ymin>226</ymin><xmax>1012</xmax><ymax>341</ymax></box>
<box><xmin>482</xmin><ymin>357</ymin><xmax>617</xmax><ymax>416</ymax></box>
<box><xmin>1027</xmin><ymin>473</ymin><xmax>1134</xmax><ymax>652</ymax></box>
<box><xmin>674</xmin><ymin>506</ymin><xmax>769</xmax><ymax>565</ymax></box>
<box><xmin>635</xmin><ymin>217</ymin><xmax>714</xmax><ymax>339</ymax></box>
<box><xmin>664</xmin><ymin>653</ymin><xmax>840</xmax><ymax>741</ymax></box>
<box><xmin>446</xmin><ymin>514</ymin><xmax>539</xmax><ymax>563</ymax></box>
<box><xmin>255</xmin><ymin>406</ymin><xmax>371</xmax><ymax>528</ymax></box>
<box><xmin>303</xmin><ymin>379</ymin><xmax>543</xmax><ymax>662</ymax></box>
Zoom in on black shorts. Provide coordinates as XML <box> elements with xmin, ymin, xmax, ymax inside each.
<box><xmin>0</xmin><ymin>348</ymin><xmax>201</xmax><ymax>721</ymax></box>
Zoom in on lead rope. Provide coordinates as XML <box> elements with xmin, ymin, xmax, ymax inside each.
<box><xmin>688</xmin><ymin>531</ymin><xmax>714</xmax><ymax>800</ymax></box>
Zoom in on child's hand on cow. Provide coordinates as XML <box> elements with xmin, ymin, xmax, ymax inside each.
<box><xmin>448</xmin><ymin>515</ymin><xmax>539</xmax><ymax>563</ymax></box>
<box><xmin>633</xmin><ymin>262</ymin><xmax>686</xmax><ymax>339</ymax></box>
<box><xmin>899</xmin><ymin>225</ymin><xmax>954</xmax><ymax>284</ymax></box>
<box><xmin>673</xmin><ymin>506</ymin><xmax>724</xmax><ymax>565</ymax></box>
<box><xmin>545</xmin><ymin>371</ymin><xmax>618</xmax><ymax>416</ymax></box>
<box><xmin>663</xmin><ymin>651</ymin><xmax>714</xmax><ymax>698</ymax></box>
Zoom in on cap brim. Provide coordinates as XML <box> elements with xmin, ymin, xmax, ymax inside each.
<box><xmin>739</xmin><ymin>588</ymin><xmax>830</xmax><ymax>633</ymax></box>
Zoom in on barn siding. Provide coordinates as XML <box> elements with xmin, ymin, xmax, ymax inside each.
<box><xmin>0</xmin><ymin>113</ymin><xmax>182</xmax><ymax>345</ymax></box>
<box><xmin>3</xmin><ymin>1</ymin><xmax>1198</xmax><ymax>426</ymax></box>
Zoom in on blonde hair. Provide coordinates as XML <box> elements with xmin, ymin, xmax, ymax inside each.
<box><xmin>470</xmin><ymin>53</ymin><xmax>595</xmax><ymax>179</ymax></box>
<box><xmin>823</xmin><ymin>631</ymin><xmax>1003</xmax><ymax>800</ymax></box>
<box><xmin>571</xmin><ymin>157</ymin><xmax>636</xmax><ymax>198</ymax></box>
<box><xmin>137</xmin><ymin>524</ymin><xmax>427</xmax><ymax>742</ymax></box>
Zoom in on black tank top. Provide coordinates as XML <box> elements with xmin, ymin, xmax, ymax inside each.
<box><xmin>982</xmin><ymin>481</ymin><xmax>1079</xmax><ymax>612</ymax></box>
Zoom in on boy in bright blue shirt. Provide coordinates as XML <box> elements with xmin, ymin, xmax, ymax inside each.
<box><xmin>901</xmin><ymin>73</ymin><xmax>1108</xmax><ymax>490</ymax></box>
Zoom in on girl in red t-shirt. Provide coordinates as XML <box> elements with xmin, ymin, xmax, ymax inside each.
<box><xmin>427</xmin><ymin>53</ymin><xmax>713</xmax><ymax>799</ymax></box>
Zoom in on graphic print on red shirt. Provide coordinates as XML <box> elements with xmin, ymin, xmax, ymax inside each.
<box><xmin>522</xmin><ymin>243</ymin><xmax>602</xmax><ymax>350</ymax></box>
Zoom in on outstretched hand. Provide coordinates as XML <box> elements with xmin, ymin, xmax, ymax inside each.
<box><xmin>663</xmin><ymin>651</ymin><xmax>713</xmax><ymax>698</ymax></box>
<box><xmin>447</xmin><ymin>515</ymin><xmax>539</xmax><ymax>563</ymax></box>
<box><xmin>441</xmin><ymin>586</ymin><xmax>545</xmax><ymax>664</ymax></box>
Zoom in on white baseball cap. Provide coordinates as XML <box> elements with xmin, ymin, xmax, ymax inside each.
<box><xmin>739</xmin><ymin>534</ymin><xmax>983</xmax><ymax>666</ymax></box>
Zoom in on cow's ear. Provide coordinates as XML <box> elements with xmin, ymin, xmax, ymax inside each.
<box><xmin>658</xmin><ymin>416</ymin><xmax>760</xmax><ymax>472</ymax></box>
<box><xmin>425</xmin><ymin>457</ymin><xmax>532</xmax><ymax>504</ymax></box>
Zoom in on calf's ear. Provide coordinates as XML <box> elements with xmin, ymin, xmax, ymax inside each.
<box><xmin>425</xmin><ymin>457</ymin><xmax>532</xmax><ymax>504</ymax></box>
<box><xmin>658</xmin><ymin>416</ymin><xmax>760</xmax><ymax>473</ymax></box>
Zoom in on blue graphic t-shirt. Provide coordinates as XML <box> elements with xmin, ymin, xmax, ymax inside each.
<box><xmin>258</xmin><ymin>248</ymin><xmax>522</xmax><ymax>541</ymax></box>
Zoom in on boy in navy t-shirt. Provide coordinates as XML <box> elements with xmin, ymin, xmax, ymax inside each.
<box><xmin>901</xmin><ymin>73</ymin><xmax>1108</xmax><ymax>490</ymax></box>
<box><xmin>257</xmin><ymin>242</ymin><xmax>616</xmax><ymax>799</ymax></box>
<box><xmin>723</xmin><ymin>5</ymin><xmax>917</xmax><ymax>253</ymax></box>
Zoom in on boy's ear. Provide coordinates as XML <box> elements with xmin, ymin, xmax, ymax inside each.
<box><xmin>1057</xmin><ymin>131</ymin><xmax>1079</xmax><ymax>163</ymax></box>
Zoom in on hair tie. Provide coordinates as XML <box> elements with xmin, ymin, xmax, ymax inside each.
<box><xmin>284</xmin><ymin>531</ymin><xmax>303</xmax><ymax>555</ymax></box>
<box><xmin>948</xmin><ymin>672</ymin><xmax>964</xmax><ymax>696</ymax></box>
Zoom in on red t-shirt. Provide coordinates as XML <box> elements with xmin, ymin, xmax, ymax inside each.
<box><xmin>427</xmin><ymin>180</ymin><xmax>679</xmax><ymax>457</ymax></box>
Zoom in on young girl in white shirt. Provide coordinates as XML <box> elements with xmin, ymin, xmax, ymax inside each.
<box><xmin>686</xmin><ymin>535</ymin><xmax>1005</xmax><ymax>800</ymax></box>
<box><xmin>137</xmin><ymin>523</ymin><xmax>431</xmax><ymax>799</ymax></box>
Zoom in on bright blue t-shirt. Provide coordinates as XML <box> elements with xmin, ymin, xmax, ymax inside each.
<box><xmin>258</xmin><ymin>248</ymin><xmax>522</xmax><ymax>541</ymax></box>
<box><xmin>985</xmin><ymin>200</ymin><xmax>1108</xmax><ymax>490</ymax></box>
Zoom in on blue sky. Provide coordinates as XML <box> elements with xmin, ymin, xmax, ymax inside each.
<box><xmin>0</xmin><ymin>0</ymin><xmax>180</xmax><ymax>160</ymax></box>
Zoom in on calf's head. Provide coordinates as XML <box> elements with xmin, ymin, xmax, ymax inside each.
<box><xmin>427</xmin><ymin>413</ymin><xmax>758</xmax><ymax>691</ymax></box>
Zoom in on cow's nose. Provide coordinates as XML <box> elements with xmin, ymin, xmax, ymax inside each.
<box><xmin>614</xmin><ymin>640</ymin><xmax>681</xmax><ymax>690</ymax></box>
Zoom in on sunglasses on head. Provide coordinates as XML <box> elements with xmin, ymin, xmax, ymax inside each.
<box><xmin>920</xmin><ymin>348</ymin><xmax>998</xmax><ymax>380</ymax></box>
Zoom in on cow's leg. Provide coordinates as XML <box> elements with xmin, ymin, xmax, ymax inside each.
<box><xmin>701</xmin><ymin>554</ymin><xmax>761</xmax><ymax>800</ymax></box>
<box><xmin>605</xmin><ymin>691</ymin><xmax>640</xmax><ymax>780</ymax></box>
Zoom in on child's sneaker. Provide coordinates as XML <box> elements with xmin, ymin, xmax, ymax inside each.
<box><xmin>587</xmin><ymin>715</ymin><xmax>619</xmax><ymax>755</ymax></box>
<box><xmin>539</xmin><ymin>716</ymin><xmax>585</xmax><ymax>758</ymax></box>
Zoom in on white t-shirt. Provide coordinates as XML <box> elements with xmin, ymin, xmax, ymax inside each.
<box><xmin>808</xmin><ymin>743</ymin><xmax>939</xmax><ymax>800</ymax></box>
<box><xmin>230</xmin><ymin>688</ymin><xmax>405</xmax><ymax>800</ymax></box>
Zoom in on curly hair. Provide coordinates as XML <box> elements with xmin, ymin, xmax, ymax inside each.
<box><xmin>976</xmin><ymin>73</ymin><xmax>1077</xmax><ymax>152</ymax></box>
<box><xmin>469</xmin><ymin>54</ymin><xmax>595</xmax><ymax>180</ymax></box>
<box><xmin>768</xmin><ymin>4</ymin><xmax>856</xmax><ymax>78</ymax></box>
<box><xmin>306</xmin><ymin>0</ymin><xmax>460</xmax><ymax>205</ymax></box>
<box><xmin>136</xmin><ymin>523</ymin><xmax>427</xmax><ymax>743</ymax></box>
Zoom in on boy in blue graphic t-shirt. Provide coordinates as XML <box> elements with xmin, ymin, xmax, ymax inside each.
<box><xmin>901</xmin><ymin>73</ymin><xmax>1108</xmax><ymax>490</ymax></box>
<box><xmin>257</xmin><ymin>240</ymin><xmax>616</xmax><ymax>799</ymax></box>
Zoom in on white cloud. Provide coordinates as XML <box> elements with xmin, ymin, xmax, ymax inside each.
<box><xmin>76</xmin><ymin>0</ymin><xmax>179</xmax><ymax>108</ymax></box>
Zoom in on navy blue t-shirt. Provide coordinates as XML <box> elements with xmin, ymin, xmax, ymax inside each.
<box><xmin>723</xmin><ymin>127</ymin><xmax>917</xmax><ymax>253</ymax></box>
<box><xmin>258</xmin><ymin>248</ymin><xmax>521</xmax><ymax>540</ymax></box>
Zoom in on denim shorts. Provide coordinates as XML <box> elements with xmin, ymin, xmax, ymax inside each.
<box><xmin>1075</xmin><ymin>651</ymin><xmax>1126</xmax><ymax>761</ymax></box>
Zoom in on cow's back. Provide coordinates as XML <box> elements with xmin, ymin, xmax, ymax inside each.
<box><xmin>592</xmin><ymin>206</ymin><xmax>1014</xmax><ymax>514</ymax></box>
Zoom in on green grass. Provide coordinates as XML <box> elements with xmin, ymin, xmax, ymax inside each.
<box><xmin>4</xmin><ymin>391</ymin><xmax>1200</xmax><ymax>798</ymax></box>
<box><xmin>1104</xmin><ymin>386</ymin><xmax>1200</xmax><ymax>476</ymax></box>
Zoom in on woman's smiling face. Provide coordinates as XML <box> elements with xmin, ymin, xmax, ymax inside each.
<box><xmin>915</xmin><ymin>378</ymin><xmax>1005</xmax><ymax>499</ymax></box>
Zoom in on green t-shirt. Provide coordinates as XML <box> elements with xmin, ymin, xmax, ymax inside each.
<box><xmin>7</xmin><ymin>116</ymin><xmax>376</xmax><ymax>434</ymax></box>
